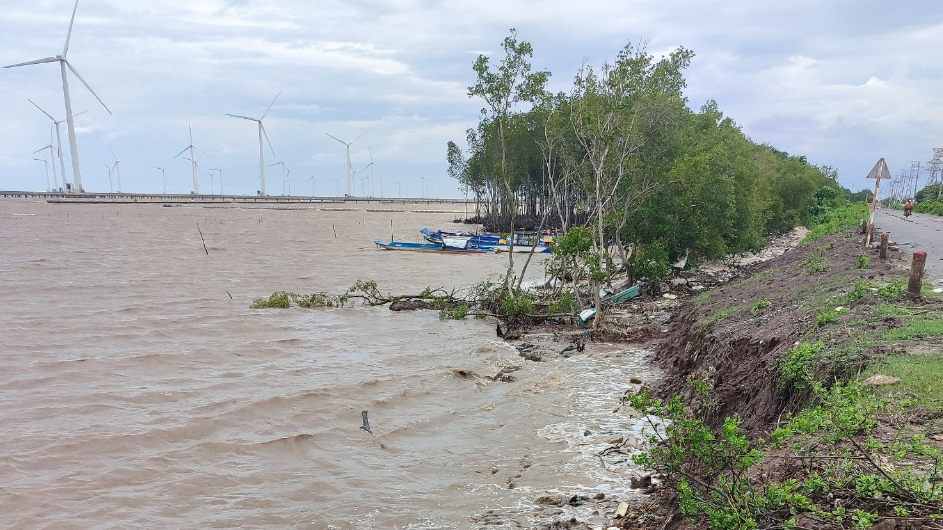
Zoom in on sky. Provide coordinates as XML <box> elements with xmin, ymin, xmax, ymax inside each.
<box><xmin>1</xmin><ymin>0</ymin><xmax>941</xmax><ymax>199</ymax></box>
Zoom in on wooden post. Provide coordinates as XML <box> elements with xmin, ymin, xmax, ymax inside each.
<box><xmin>865</xmin><ymin>158</ymin><xmax>891</xmax><ymax>247</ymax></box>
<box><xmin>908</xmin><ymin>251</ymin><xmax>927</xmax><ymax>299</ymax></box>
<box><xmin>864</xmin><ymin>224</ymin><xmax>874</xmax><ymax>248</ymax></box>
<box><xmin>879</xmin><ymin>232</ymin><xmax>889</xmax><ymax>259</ymax></box>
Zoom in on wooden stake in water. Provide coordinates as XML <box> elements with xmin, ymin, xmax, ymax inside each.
<box><xmin>197</xmin><ymin>223</ymin><xmax>209</xmax><ymax>255</ymax></box>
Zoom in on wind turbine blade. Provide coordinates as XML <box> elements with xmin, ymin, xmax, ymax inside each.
<box><xmin>174</xmin><ymin>146</ymin><xmax>190</xmax><ymax>158</ymax></box>
<box><xmin>226</xmin><ymin>113</ymin><xmax>257</xmax><ymax>121</ymax></box>
<box><xmin>65</xmin><ymin>61</ymin><xmax>111</xmax><ymax>114</ymax></box>
<box><xmin>261</xmin><ymin>91</ymin><xmax>281</xmax><ymax>120</ymax></box>
<box><xmin>325</xmin><ymin>133</ymin><xmax>346</xmax><ymax>145</ymax></box>
<box><xmin>261</xmin><ymin>124</ymin><xmax>276</xmax><ymax>156</ymax></box>
<box><xmin>4</xmin><ymin>57</ymin><xmax>59</xmax><ymax>68</ymax></box>
<box><xmin>194</xmin><ymin>146</ymin><xmax>213</xmax><ymax>157</ymax></box>
<box><xmin>63</xmin><ymin>0</ymin><xmax>80</xmax><ymax>56</ymax></box>
<box><xmin>351</xmin><ymin>131</ymin><xmax>366</xmax><ymax>145</ymax></box>
<box><xmin>28</xmin><ymin>99</ymin><xmax>56</xmax><ymax>121</ymax></box>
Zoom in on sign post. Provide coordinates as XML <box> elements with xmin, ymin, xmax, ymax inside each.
<box><xmin>865</xmin><ymin>158</ymin><xmax>892</xmax><ymax>246</ymax></box>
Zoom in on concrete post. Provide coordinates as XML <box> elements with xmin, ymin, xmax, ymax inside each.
<box><xmin>880</xmin><ymin>233</ymin><xmax>889</xmax><ymax>260</ymax></box>
<box><xmin>908</xmin><ymin>251</ymin><xmax>927</xmax><ymax>299</ymax></box>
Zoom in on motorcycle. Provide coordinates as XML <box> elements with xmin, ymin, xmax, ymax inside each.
<box><xmin>904</xmin><ymin>206</ymin><xmax>913</xmax><ymax>217</ymax></box>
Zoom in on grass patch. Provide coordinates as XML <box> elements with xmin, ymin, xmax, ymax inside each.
<box><xmin>874</xmin><ymin>303</ymin><xmax>910</xmax><ymax>317</ymax></box>
<box><xmin>800</xmin><ymin>248</ymin><xmax>831</xmax><ymax>274</ymax></box>
<box><xmin>883</xmin><ymin>319</ymin><xmax>943</xmax><ymax>341</ymax></box>
<box><xmin>867</xmin><ymin>352</ymin><xmax>943</xmax><ymax>408</ymax></box>
<box><xmin>803</xmin><ymin>202</ymin><xmax>869</xmax><ymax>243</ymax></box>
<box><xmin>704</xmin><ymin>301</ymin><xmax>753</xmax><ymax>326</ymax></box>
<box><xmin>692</xmin><ymin>268</ymin><xmax>777</xmax><ymax>307</ymax></box>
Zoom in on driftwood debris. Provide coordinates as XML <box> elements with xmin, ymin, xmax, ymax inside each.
<box><xmin>360</xmin><ymin>410</ymin><xmax>373</xmax><ymax>434</ymax></box>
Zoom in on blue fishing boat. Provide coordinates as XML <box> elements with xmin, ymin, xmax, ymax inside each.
<box><xmin>374</xmin><ymin>240</ymin><xmax>497</xmax><ymax>254</ymax></box>
<box><xmin>419</xmin><ymin>228</ymin><xmax>554</xmax><ymax>253</ymax></box>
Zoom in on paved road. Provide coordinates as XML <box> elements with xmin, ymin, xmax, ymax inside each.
<box><xmin>872</xmin><ymin>208</ymin><xmax>943</xmax><ymax>286</ymax></box>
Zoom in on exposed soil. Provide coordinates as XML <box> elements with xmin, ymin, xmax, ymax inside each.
<box><xmin>496</xmin><ymin>226</ymin><xmax>943</xmax><ymax>529</ymax></box>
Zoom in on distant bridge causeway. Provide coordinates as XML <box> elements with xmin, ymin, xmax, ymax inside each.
<box><xmin>0</xmin><ymin>191</ymin><xmax>474</xmax><ymax>207</ymax></box>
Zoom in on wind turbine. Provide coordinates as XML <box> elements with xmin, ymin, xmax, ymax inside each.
<box><xmin>33</xmin><ymin>138</ymin><xmax>59</xmax><ymax>191</ymax></box>
<box><xmin>368</xmin><ymin>147</ymin><xmax>376</xmax><ymax>197</ymax></box>
<box><xmin>153</xmin><ymin>167</ymin><xmax>166</xmax><ymax>194</ymax></box>
<box><xmin>103</xmin><ymin>162</ymin><xmax>114</xmax><ymax>192</ymax></box>
<box><xmin>268</xmin><ymin>161</ymin><xmax>289</xmax><ymax>195</ymax></box>
<box><xmin>227</xmin><ymin>92</ymin><xmax>279</xmax><ymax>197</ymax></box>
<box><xmin>29</xmin><ymin>99</ymin><xmax>86</xmax><ymax>191</ymax></box>
<box><xmin>354</xmin><ymin>161</ymin><xmax>373</xmax><ymax>197</ymax></box>
<box><xmin>416</xmin><ymin>175</ymin><xmax>426</xmax><ymax>199</ymax></box>
<box><xmin>325</xmin><ymin>131</ymin><xmax>365</xmax><ymax>196</ymax></box>
<box><xmin>204</xmin><ymin>172</ymin><xmax>215</xmax><ymax>195</ymax></box>
<box><xmin>174</xmin><ymin>123</ymin><xmax>205</xmax><ymax>194</ymax></box>
<box><xmin>110</xmin><ymin>149</ymin><xmax>121</xmax><ymax>192</ymax></box>
<box><xmin>4</xmin><ymin>0</ymin><xmax>112</xmax><ymax>192</ymax></box>
<box><xmin>33</xmin><ymin>157</ymin><xmax>52</xmax><ymax>190</ymax></box>
<box><xmin>209</xmin><ymin>168</ymin><xmax>223</xmax><ymax>195</ymax></box>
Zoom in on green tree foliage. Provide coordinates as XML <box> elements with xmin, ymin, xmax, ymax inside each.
<box><xmin>914</xmin><ymin>183</ymin><xmax>943</xmax><ymax>216</ymax></box>
<box><xmin>452</xmin><ymin>33</ymin><xmax>842</xmax><ymax>304</ymax></box>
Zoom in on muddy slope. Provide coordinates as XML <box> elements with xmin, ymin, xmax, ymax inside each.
<box><xmin>649</xmin><ymin>228</ymin><xmax>907</xmax><ymax>436</ymax></box>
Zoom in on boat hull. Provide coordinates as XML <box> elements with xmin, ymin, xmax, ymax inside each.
<box><xmin>374</xmin><ymin>240</ymin><xmax>496</xmax><ymax>254</ymax></box>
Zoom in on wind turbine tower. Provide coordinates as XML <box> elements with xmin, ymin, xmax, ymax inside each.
<box><xmin>175</xmin><ymin>123</ymin><xmax>203</xmax><ymax>194</ymax></box>
<box><xmin>110</xmin><ymin>149</ymin><xmax>122</xmax><ymax>192</ymax></box>
<box><xmin>4</xmin><ymin>0</ymin><xmax>111</xmax><ymax>192</ymax></box>
<box><xmin>227</xmin><ymin>92</ymin><xmax>279</xmax><ymax>196</ymax></box>
<box><xmin>325</xmin><ymin>132</ymin><xmax>365</xmax><ymax>196</ymax></box>
<box><xmin>28</xmin><ymin>99</ymin><xmax>85</xmax><ymax>191</ymax></box>
<box><xmin>153</xmin><ymin>167</ymin><xmax>166</xmax><ymax>194</ymax></box>
<box><xmin>33</xmin><ymin>137</ymin><xmax>59</xmax><ymax>191</ymax></box>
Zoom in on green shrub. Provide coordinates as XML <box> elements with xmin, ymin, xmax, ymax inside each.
<box><xmin>914</xmin><ymin>200</ymin><xmax>943</xmax><ymax>216</ymax></box>
<box><xmin>630</xmin><ymin>241</ymin><xmax>673</xmax><ymax>283</ymax></box>
<box><xmin>800</xmin><ymin>249</ymin><xmax>831</xmax><ymax>274</ymax></box>
<box><xmin>439</xmin><ymin>303</ymin><xmax>470</xmax><ymax>320</ymax></box>
<box><xmin>776</xmin><ymin>341</ymin><xmax>823</xmax><ymax>393</ymax></box>
<box><xmin>803</xmin><ymin>203</ymin><xmax>869</xmax><ymax>243</ymax></box>
<box><xmin>856</xmin><ymin>253</ymin><xmax>870</xmax><ymax>269</ymax></box>
<box><xmin>250</xmin><ymin>291</ymin><xmax>292</xmax><ymax>308</ymax></box>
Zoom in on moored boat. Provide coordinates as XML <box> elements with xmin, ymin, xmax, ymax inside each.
<box><xmin>419</xmin><ymin>227</ymin><xmax>554</xmax><ymax>253</ymax></box>
<box><xmin>373</xmin><ymin>240</ymin><xmax>497</xmax><ymax>254</ymax></box>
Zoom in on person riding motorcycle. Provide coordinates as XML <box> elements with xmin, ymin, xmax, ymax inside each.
<box><xmin>904</xmin><ymin>199</ymin><xmax>914</xmax><ymax>217</ymax></box>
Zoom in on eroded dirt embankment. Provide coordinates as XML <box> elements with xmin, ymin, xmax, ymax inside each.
<box><xmin>629</xmin><ymin>228</ymin><xmax>914</xmax><ymax>529</ymax></box>
<box><xmin>649</xmin><ymin>228</ymin><xmax>907</xmax><ymax>435</ymax></box>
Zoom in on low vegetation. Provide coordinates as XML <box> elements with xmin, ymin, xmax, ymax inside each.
<box><xmin>629</xmin><ymin>205</ymin><xmax>943</xmax><ymax>529</ymax></box>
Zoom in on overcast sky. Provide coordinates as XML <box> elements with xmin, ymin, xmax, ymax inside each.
<box><xmin>1</xmin><ymin>0</ymin><xmax>941</xmax><ymax>198</ymax></box>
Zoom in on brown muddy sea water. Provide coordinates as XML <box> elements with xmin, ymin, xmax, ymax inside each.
<box><xmin>0</xmin><ymin>199</ymin><xmax>655</xmax><ymax>529</ymax></box>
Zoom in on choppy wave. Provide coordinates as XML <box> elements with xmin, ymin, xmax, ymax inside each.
<box><xmin>0</xmin><ymin>201</ymin><xmax>655</xmax><ymax>529</ymax></box>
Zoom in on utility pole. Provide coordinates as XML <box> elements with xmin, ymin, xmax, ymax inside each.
<box><xmin>909</xmin><ymin>161</ymin><xmax>921</xmax><ymax>200</ymax></box>
<box><xmin>927</xmin><ymin>148</ymin><xmax>943</xmax><ymax>200</ymax></box>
